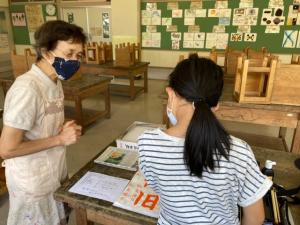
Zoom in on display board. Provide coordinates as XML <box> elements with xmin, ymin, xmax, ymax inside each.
<box><xmin>141</xmin><ymin>0</ymin><xmax>300</xmax><ymax>53</ymax></box>
<box><xmin>10</xmin><ymin>3</ymin><xmax>57</xmax><ymax>45</ymax></box>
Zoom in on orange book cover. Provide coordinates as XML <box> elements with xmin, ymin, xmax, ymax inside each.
<box><xmin>113</xmin><ymin>170</ymin><xmax>160</xmax><ymax>218</ymax></box>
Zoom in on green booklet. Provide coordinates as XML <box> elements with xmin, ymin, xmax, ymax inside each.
<box><xmin>94</xmin><ymin>146</ymin><xmax>139</xmax><ymax>171</ymax></box>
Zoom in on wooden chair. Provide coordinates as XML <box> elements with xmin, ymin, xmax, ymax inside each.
<box><xmin>224</xmin><ymin>47</ymin><xmax>245</xmax><ymax>76</ymax></box>
<box><xmin>234</xmin><ymin>56</ymin><xmax>278</xmax><ymax>104</ymax></box>
<box><xmin>178</xmin><ymin>52</ymin><xmax>217</xmax><ymax>63</ymax></box>
<box><xmin>209</xmin><ymin>47</ymin><xmax>225</xmax><ymax>66</ymax></box>
<box><xmin>85</xmin><ymin>42</ymin><xmax>100</xmax><ymax>64</ymax></box>
<box><xmin>244</xmin><ymin>47</ymin><xmax>269</xmax><ymax>59</ymax></box>
<box><xmin>24</xmin><ymin>48</ymin><xmax>36</xmax><ymax>68</ymax></box>
<box><xmin>115</xmin><ymin>42</ymin><xmax>141</xmax><ymax>67</ymax></box>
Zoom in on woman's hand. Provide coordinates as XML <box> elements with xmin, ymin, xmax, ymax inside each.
<box><xmin>57</xmin><ymin>120</ymin><xmax>82</xmax><ymax>146</ymax></box>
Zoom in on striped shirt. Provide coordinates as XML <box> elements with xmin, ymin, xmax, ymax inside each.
<box><xmin>138</xmin><ymin>128</ymin><xmax>272</xmax><ymax>225</ymax></box>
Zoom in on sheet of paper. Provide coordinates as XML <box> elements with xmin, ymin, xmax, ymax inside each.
<box><xmin>69</xmin><ymin>172</ymin><xmax>129</xmax><ymax>202</ymax></box>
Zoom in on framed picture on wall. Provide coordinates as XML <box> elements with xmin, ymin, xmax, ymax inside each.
<box><xmin>102</xmin><ymin>12</ymin><xmax>110</xmax><ymax>38</ymax></box>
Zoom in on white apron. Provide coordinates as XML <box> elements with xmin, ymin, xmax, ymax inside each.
<box><xmin>4</xmin><ymin>73</ymin><xmax>68</xmax><ymax>225</ymax></box>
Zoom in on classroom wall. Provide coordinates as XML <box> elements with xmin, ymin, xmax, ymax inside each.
<box><xmin>111</xmin><ymin>0</ymin><xmax>140</xmax><ymax>47</ymax></box>
<box><xmin>0</xmin><ymin>0</ymin><xmax>8</xmax><ymax>7</ymax></box>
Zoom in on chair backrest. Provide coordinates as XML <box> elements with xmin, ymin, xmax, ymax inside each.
<box><xmin>225</xmin><ymin>47</ymin><xmax>245</xmax><ymax>75</ymax></box>
<box><xmin>244</xmin><ymin>47</ymin><xmax>269</xmax><ymax>60</ymax></box>
<box><xmin>24</xmin><ymin>48</ymin><xmax>36</xmax><ymax>68</ymax></box>
<box><xmin>291</xmin><ymin>54</ymin><xmax>300</xmax><ymax>64</ymax></box>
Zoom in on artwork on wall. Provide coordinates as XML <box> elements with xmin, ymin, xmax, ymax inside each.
<box><xmin>11</xmin><ymin>12</ymin><xmax>26</xmax><ymax>26</ymax></box>
<box><xmin>25</xmin><ymin>5</ymin><xmax>44</xmax><ymax>32</ymax></box>
<box><xmin>141</xmin><ymin>0</ymin><xmax>300</xmax><ymax>51</ymax></box>
<box><xmin>102</xmin><ymin>12</ymin><xmax>110</xmax><ymax>38</ymax></box>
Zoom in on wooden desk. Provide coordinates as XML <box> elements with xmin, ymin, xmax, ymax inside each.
<box><xmin>0</xmin><ymin>74</ymin><xmax>111</xmax><ymax>129</ymax></box>
<box><xmin>218</xmin><ymin>83</ymin><xmax>300</xmax><ymax>154</ymax></box>
<box><xmin>161</xmin><ymin>82</ymin><xmax>300</xmax><ymax>154</ymax></box>
<box><xmin>53</xmin><ymin>145</ymin><xmax>300</xmax><ymax>225</ymax></box>
<box><xmin>62</xmin><ymin>75</ymin><xmax>111</xmax><ymax>128</ymax></box>
<box><xmin>54</xmin><ymin>147</ymin><xmax>157</xmax><ymax>225</ymax></box>
<box><xmin>81</xmin><ymin>61</ymin><xmax>150</xmax><ymax>100</ymax></box>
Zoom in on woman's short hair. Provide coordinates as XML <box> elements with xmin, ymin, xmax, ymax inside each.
<box><xmin>34</xmin><ymin>20</ymin><xmax>87</xmax><ymax>61</ymax></box>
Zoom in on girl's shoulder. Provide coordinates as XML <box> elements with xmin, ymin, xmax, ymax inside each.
<box><xmin>228</xmin><ymin>135</ymin><xmax>257</xmax><ymax>164</ymax></box>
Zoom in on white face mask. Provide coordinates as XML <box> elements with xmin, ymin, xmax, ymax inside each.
<box><xmin>166</xmin><ymin>100</ymin><xmax>177</xmax><ymax>125</ymax></box>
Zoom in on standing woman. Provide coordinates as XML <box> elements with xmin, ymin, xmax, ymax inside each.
<box><xmin>0</xmin><ymin>20</ymin><xmax>85</xmax><ymax>224</ymax></box>
<box><xmin>138</xmin><ymin>54</ymin><xmax>272</xmax><ymax>225</ymax></box>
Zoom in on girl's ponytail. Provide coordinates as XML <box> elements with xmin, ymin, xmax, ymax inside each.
<box><xmin>185</xmin><ymin>100</ymin><xmax>230</xmax><ymax>178</ymax></box>
<box><xmin>169</xmin><ymin>55</ymin><xmax>231</xmax><ymax>178</ymax></box>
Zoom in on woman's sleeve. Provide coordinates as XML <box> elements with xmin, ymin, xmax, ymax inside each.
<box><xmin>3</xmin><ymin>85</ymin><xmax>41</xmax><ymax>131</ymax></box>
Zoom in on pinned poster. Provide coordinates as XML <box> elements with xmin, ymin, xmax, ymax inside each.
<box><xmin>190</xmin><ymin>1</ymin><xmax>203</xmax><ymax>10</ymax></box>
<box><xmin>184</xmin><ymin>18</ymin><xmax>195</xmax><ymax>25</ymax></box>
<box><xmin>282</xmin><ymin>30</ymin><xmax>298</xmax><ymax>48</ymax></box>
<box><xmin>166</xmin><ymin>25</ymin><xmax>177</xmax><ymax>32</ymax></box>
<box><xmin>237</xmin><ymin>25</ymin><xmax>251</xmax><ymax>33</ymax></box>
<box><xmin>162</xmin><ymin>18</ymin><xmax>172</xmax><ymax>26</ymax></box>
<box><xmin>215</xmin><ymin>0</ymin><xmax>228</xmax><ymax>9</ymax></box>
<box><xmin>11</xmin><ymin>13</ymin><xmax>26</xmax><ymax>27</ymax></box>
<box><xmin>167</xmin><ymin>2</ymin><xmax>178</xmax><ymax>10</ymax></box>
<box><xmin>265</xmin><ymin>25</ymin><xmax>280</xmax><ymax>33</ymax></box>
<box><xmin>195</xmin><ymin>9</ymin><xmax>207</xmax><ymax>17</ymax></box>
<box><xmin>146</xmin><ymin>3</ymin><xmax>157</xmax><ymax>11</ymax></box>
<box><xmin>172</xmin><ymin>40</ymin><xmax>180</xmax><ymax>50</ymax></box>
<box><xmin>185</xmin><ymin>9</ymin><xmax>196</xmax><ymax>18</ymax></box>
<box><xmin>171</xmin><ymin>32</ymin><xmax>181</xmax><ymax>41</ymax></box>
<box><xmin>244</xmin><ymin>33</ymin><xmax>257</xmax><ymax>42</ymax></box>
<box><xmin>231</xmin><ymin>33</ymin><xmax>243</xmax><ymax>42</ymax></box>
<box><xmin>172</xmin><ymin>10</ymin><xmax>183</xmax><ymax>18</ymax></box>
<box><xmin>188</xmin><ymin>25</ymin><xmax>200</xmax><ymax>33</ymax></box>
<box><xmin>25</xmin><ymin>5</ymin><xmax>44</xmax><ymax>32</ymax></box>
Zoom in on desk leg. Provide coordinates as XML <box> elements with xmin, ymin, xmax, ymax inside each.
<box><xmin>129</xmin><ymin>75</ymin><xmax>135</xmax><ymax>100</ymax></box>
<box><xmin>105</xmin><ymin>86</ymin><xmax>111</xmax><ymax>118</ymax></box>
<box><xmin>75</xmin><ymin>96</ymin><xmax>83</xmax><ymax>127</ymax></box>
<box><xmin>75</xmin><ymin>207</ymin><xmax>93</xmax><ymax>225</ymax></box>
<box><xmin>144</xmin><ymin>69</ymin><xmax>148</xmax><ymax>93</ymax></box>
<box><xmin>291</xmin><ymin>120</ymin><xmax>300</xmax><ymax>154</ymax></box>
<box><xmin>279</xmin><ymin>127</ymin><xmax>289</xmax><ymax>152</ymax></box>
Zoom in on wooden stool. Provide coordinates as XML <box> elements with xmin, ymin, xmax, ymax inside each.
<box><xmin>234</xmin><ymin>56</ymin><xmax>278</xmax><ymax>104</ymax></box>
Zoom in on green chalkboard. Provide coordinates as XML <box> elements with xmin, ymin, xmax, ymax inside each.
<box><xmin>141</xmin><ymin>0</ymin><xmax>300</xmax><ymax>53</ymax></box>
<box><xmin>10</xmin><ymin>3</ymin><xmax>57</xmax><ymax>45</ymax></box>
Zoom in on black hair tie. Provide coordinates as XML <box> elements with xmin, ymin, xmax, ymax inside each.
<box><xmin>192</xmin><ymin>98</ymin><xmax>206</xmax><ymax>109</ymax></box>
